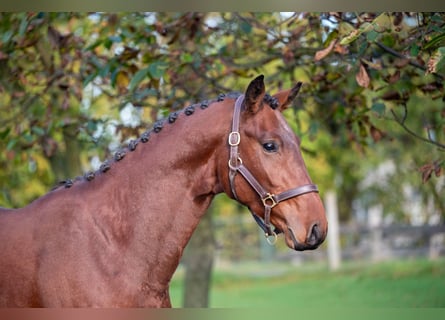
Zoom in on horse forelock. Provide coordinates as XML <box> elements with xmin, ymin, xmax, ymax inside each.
<box><xmin>54</xmin><ymin>91</ymin><xmax>277</xmax><ymax>190</ymax></box>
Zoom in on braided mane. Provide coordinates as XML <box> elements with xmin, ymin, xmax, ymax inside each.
<box><xmin>55</xmin><ymin>92</ymin><xmax>278</xmax><ymax>190</ymax></box>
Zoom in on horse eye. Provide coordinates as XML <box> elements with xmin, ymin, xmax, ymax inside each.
<box><xmin>262</xmin><ymin>141</ymin><xmax>278</xmax><ymax>153</ymax></box>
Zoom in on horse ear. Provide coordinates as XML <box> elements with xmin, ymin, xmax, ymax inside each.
<box><xmin>243</xmin><ymin>75</ymin><xmax>266</xmax><ymax>114</ymax></box>
<box><xmin>273</xmin><ymin>82</ymin><xmax>303</xmax><ymax>111</ymax></box>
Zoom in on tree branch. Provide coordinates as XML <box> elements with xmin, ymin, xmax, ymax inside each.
<box><xmin>375</xmin><ymin>41</ymin><xmax>444</xmax><ymax>81</ymax></box>
<box><xmin>391</xmin><ymin>104</ymin><xmax>445</xmax><ymax>150</ymax></box>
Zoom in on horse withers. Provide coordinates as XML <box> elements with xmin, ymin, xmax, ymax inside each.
<box><xmin>0</xmin><ymin>75</ymin><xmax>327</xmax><ymax>307</ymax></box>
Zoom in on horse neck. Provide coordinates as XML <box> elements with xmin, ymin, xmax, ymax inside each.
<box><xmin>86</xmin><ymin>100</ymin><xmax>232</xmax><ymax>287</ymax></box>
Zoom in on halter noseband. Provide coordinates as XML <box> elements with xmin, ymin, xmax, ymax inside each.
<box><xmin>228</xmin><ymin>95</ymin><xmax>319</xmax><ymax>244</ymax></box>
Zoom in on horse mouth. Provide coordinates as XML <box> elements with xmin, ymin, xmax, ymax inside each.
<box><xmin>287</xmin><ymin>226</ymin><xmax>321</xmax><ymax>251</ymax></box>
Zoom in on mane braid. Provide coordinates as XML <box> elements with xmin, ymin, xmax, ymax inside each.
<box><xmin>53</xmin><ymin>92</ymin><xmax>231</xmax><ymax>190</ymax></box>
<box><xmin>263</xmin><ymin>93</ymin><xmax>279</xmax><ymax>109</ymax></box>
<box><xmin>53</xmin><ymin>91</ymin><xmax>275</xmax><ymax>191</ymax></box>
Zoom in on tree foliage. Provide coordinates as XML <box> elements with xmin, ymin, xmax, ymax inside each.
<box><xmin>0</xmin><ymin>12</ymin><xmax>444</xmax><ymax>221</ymax></box>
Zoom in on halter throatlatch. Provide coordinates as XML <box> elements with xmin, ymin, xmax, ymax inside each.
<box><xmin>228</xmin><ymin>95</ymin><xmax>319</xmax><ymax>245</ymax></box>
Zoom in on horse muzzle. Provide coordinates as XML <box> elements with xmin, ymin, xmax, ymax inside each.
<box><xmin>287</xmin><ymin>224</ymin><xmax>326</xmax><ymax>251</ymax></box>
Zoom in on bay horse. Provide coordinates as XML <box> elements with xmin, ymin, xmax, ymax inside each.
<box><xmin>0</xmin><ymin>75</ymin><xmax>327</xmax><ymax>307</ymax></box>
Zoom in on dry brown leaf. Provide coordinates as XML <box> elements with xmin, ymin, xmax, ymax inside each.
<box><xmin>314</xmin><ymin>40</ymin><xmax>337</xmax><ymax>62</ymax></box>
<box><xmin>356</xmin><ymin>63</ymin><xmax>370</xmax><ymax>88</ymax></box>
<box><xmin>419</xmin><ymin>163</ymin><xmax>434</xmax><ymax>183</ymax></box>
<box><xmin>419</xmin><ymin>160</ymin><xmax>443</xmax><ymax>183</ymax></box>
<box><xmin>427</xmin><ymin>55</ymin><xmax>437</xmax><ymax>74</ymax></box>
<box><xmin>333</xmin><ymin>43</ymin><xmax>348</xmax><ymax>55</ymax></box>
<box><xmin>370</xmin><ymin>125</ymin><xmax>385</xmax><ymax>142</ymax></box>
<box><xmin>388</xmin><ymin>70</ymin><xmax>401</xmax><ymax>84</ymax></box>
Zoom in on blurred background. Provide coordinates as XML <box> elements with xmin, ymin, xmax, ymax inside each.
<box><xmin>0</xmin><ymin>12</ymin><xmax>444</xmax><ymax>307</ymax></box>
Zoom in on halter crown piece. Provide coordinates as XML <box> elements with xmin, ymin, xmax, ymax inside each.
<box><xmin>228</xmin><ymin>95</ymin><xmax>319</xmax><ymax>245</ymax></box>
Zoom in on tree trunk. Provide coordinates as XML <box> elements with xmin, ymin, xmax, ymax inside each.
<box><xmin>181</xmin><ymin>208</ymin><xmax>215</xmax><ymax>307</ymax></box>
<box><xmin>429</xmin><ymin>180</ymin><xmax>445</xmax><ymax>220</ymax></box>
<box><xmin>325</xmin><ymin>189</ymin><xmax>341</xmax><ymax>270</ymax></box>
<box><xmin>48</xmin><ymin>124</ymin><xmax>82</xmax><ymax>181</ymax></box>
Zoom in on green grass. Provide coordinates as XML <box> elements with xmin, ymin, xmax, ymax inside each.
<box><xmin>169</xmin><ymin>258</ymin><xmax>445</xmax><ymax>308</ymax></box>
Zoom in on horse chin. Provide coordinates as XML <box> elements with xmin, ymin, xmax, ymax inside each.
<box><xmin>285</xmin><ymin>227</ymin><xmax>320</xmax><ymax>251</ymax></box>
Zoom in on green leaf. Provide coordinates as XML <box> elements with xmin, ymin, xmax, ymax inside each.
<box><xmin>358</xmin><ymin>40</ymin><xmax>369</xmax><ymax>56</ymax></box>
<box><xmin>31</xmin><ymin>126</ymin><xmax>45</xmax><ymax>136</ymax></box>
<box><xmin>436</xmin><ymin>47</ymin><xmax>445</xmax><ymax>72</ymax></box>
<box><xmin>0</xmin><ymin>127</ymin><xmax>10</xmax><ymax>140</ymax></box>
<box><xmin>85</xmin><ymin>39</ymin><xmax>104</xmax><ymax>51</ymax></box>
<box><xmin>18</xmin><ymin>15</ymin><xmax>29</xmax><ymax>37</ymax></box>
<box><xmin>1</xmin><ymin>30</ymin><xmax>13</xmax><ymax>44</ymax></box>
<box><xmin>103</xmin><ymin>37</ymin><xmax>113</xmax><ymax>50</ymax></box>
<box><xmin>148</xmin><ymin>61</ymin><xmax>168</xmax><ymax>79</ymax></box>
<box><xmin>240</xmin><ymin>21</ymin><xmax>252</xmax><ymax>34</ymax></box>
<box><xmin>133</xmin><ymin>88</ymin><xmax>158</xmax><ymax>100</ymax></box>
<box><xmin>308</xmin><ymin>122</ymin><xmax>319</xmax><ymax>138</ymax></box>
<box><xmin>431</xmin><ymin>14</ymin><xmax>444</xmax><ymax>23</ymax></box>
<box><xmin>371</xmin><ymin>102</ymin><xmax>386</xmax><ymax>116</ymax></box>
<box><xmin>340</xmin><ymin>29</ymin><xmax>361</xmax><ymax>46</ymax></box>
<box><xmin>340</xmin><ymin>22</ymin><xmax>373</xmax><ymax>45</ymax></box>
<box><xmin>371</xmin><ymin>12</ymin><xmax>392</xmax><ymax>32</ymax></box>
<box><xmin>6</xmin><ymin>139</ymin><xmax>17</xmax><ymax>150</ymax></box>
<box><xmin>30</xmin><ymin>104</ymin><xmax>46</xmax><ymax>117</ymax></box>
<box><xmin>83</xmin><ymin>72</ymin><xmax>97</xmax><ymax>87</ymax></box>
<box><xmin>423</xmin><ymin>33</ymin><xmax>445</xmax><ymax>50</ymax></box>
<box><xmin>366</xmin><ymin>30</ymin><xmax>379</xmax><ymax>42</ymax></box>
<box><xmin>86</xmin><ymin>120</ymin><xmax>98</xmax><ymax>133</ymax></box>
<box><xmin>110</xmin><ymin>68</ymin><xmax>120</xmax><ymax>87</ymax></box>
<box><xmin>128</xmin><ymin>67</ymin><xmax>150</xmax><ymax>92</ymax></box>
<box><xmin>340</xmin><ymin>13</ymin><xmax>389</xmax><ymax>46</ymax></box>
<box><xmin>144</xmin><ymin>34</ymin><xmax>157</xmax><ymax>45</ymax></box>
<box><xmin>23</xmin><ymin>133</ymin><xmax>34</xmax><ymax>143</ymax></box>
<box><xmin>324</xmin><ymin>30</ymin><xmax>339</xmax><ymax>45</ymax></box>
<box><xmin>218</xmin><ymin>45</ymin><xmax>228</xmax><ymax>56</ymax></box>
<box><xmin>180</xmin><ymin>52</ymin><xmax>193</xmax><ymax>64</ymax></box>
<box><xmin>410</xmin><ymin>44</ymin><xmax>420</xmax><ymax>57</ymax></box>
<box><xmin>381</xmin><ymin>34</ymin><xmax>396</xmax><ymax>47</ymax></box>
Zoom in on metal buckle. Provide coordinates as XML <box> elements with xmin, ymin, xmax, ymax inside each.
<box><xmin>262</xmin><ymin>193</ymin><xmax>277</xmax><ymax>208</ymax></box>
<box><xmin>228</xmin><ymin>157</ymin><xmax>242</xmax><ymax>170</ymax></box>
<box><xmin>228</xmin><ymin>131</ymin><xmax>241</xmax><ymax>146</ymax></box>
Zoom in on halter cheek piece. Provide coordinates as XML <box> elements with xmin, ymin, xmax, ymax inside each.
<box><xmin>228</xmin><ymin>95</ymin><xmax>319</xmax><ymax>245</ymax></box>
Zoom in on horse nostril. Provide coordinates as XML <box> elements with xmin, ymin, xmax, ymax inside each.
<box><xmin>307</xmin><ymin>223</ymin><xmax>321</xmax><ymax>246</ymax></box>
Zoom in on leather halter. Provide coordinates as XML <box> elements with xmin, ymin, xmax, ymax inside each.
<box><xmin>228</xmin><ymin>95</ymin><xmax>319</xmax><ymax>244</ymax></box>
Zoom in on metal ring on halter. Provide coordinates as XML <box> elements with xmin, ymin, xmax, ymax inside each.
<box><xmin>228</xmin><ymin>157</ymin><xmax>243</xmax><ymax>170</ymax></box>
<box><xmin>265</xmin><ymin>230</ymin><xmax>278</xmax><ymax>245</ymax></box>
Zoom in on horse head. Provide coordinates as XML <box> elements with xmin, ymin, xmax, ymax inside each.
<box><xmin>219</xmin><ymin>75</ymin><xmax>328</xmax><ymax>251</ymax></box>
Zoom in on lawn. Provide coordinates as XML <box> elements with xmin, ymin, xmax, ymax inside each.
<box><xmin>169</xmin><ymin>258</ymin><xmax>445</xmax><ymax>308</ymax></box>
